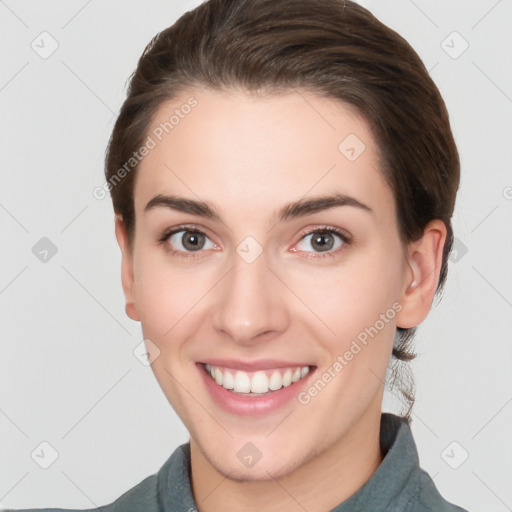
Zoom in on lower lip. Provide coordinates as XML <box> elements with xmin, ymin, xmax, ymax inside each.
<box><xmin>197</xmin><ymin>363</ymin><xmax>316</xmax><ymax>417</ymax></box>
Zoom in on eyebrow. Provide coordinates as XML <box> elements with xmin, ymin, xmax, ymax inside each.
<box><xmin>144</xmin><ymin>192</ymin><xmax>372</xmax><ymax>223</ymax></box>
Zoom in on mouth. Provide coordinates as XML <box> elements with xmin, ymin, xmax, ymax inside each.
<box><xmin>202</xmin><ymin>362</ymin><xmax>314</xmax><ymax>397</ymax></box>
<box><xmin>196</xmin><ymin>359</ymin><xmax>317</xmax><ymax>416</ymax></box>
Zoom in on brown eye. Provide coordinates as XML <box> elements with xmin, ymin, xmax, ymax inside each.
<box><xmin>310</xmin><ymin>232</ymin><xmax>336</xmax><ymax>252</ymax></box>
<box><xmin>178</xmin><ymin>231</ymin><xmax>206</xmax><ymax>251</ymax></box>
<box><xmin>162</xmin><ymin>228</ymin><xmax>218</xmax><ymax>256</ymax></box>
<box><xmin>296</xmin><ymin>229</ymin><xmax>347</xmax><ymax>253</ymax></box>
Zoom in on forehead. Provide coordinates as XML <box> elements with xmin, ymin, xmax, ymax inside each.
<box><xmin>134</xmin><ymin>87</ymin><xmax>393</xmax><ymax>220</ymax></box>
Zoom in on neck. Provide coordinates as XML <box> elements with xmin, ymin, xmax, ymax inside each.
<box><xmin>189</xmin><ymin>406</ymin><xmax>384</xmax><ymax>512</ymax></box>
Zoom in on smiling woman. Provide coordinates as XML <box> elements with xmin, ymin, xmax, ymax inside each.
<box><xmin>9</xmin><ymin>0</ymin><xmax>468</xmax><ymax>511</ymax></box>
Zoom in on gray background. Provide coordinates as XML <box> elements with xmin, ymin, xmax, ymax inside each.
<box><xmin>1</xmin><ymin>0</ymin><xmax>511</xmax><ymax>510</ymax></box>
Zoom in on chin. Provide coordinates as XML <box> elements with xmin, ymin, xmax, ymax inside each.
<box><xmin>214</xmin><ymin>458</ymin><xmax>297</xmax><ymax>482</ymax></box>
<box><xmin>204</xmin><ymin>441</ymin><xmax>311</xmax><ymax>482</ymax></box>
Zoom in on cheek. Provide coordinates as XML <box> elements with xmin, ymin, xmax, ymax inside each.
<box><xmin>295</xmin><ymin>254</ymin><xmax>401</xmax><ymax>411</ymax></box>
<box><xmin>133</xmin><ymin>253</ymin><xmax>215</xmax><ymax>341</ymax></box>
<box><xmin>286</xmin><ymin>243</ymin><xmax>403</xmax><ymax>339</ymax></box>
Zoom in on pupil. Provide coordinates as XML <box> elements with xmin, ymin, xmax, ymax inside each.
<box><xmin>312</xmin><ymin>233</ymin><xmax>333</xmax><ymax>252</ymax></box>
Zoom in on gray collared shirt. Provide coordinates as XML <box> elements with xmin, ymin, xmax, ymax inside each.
<box><xmin>7</xmin><ymin>414</ymin><xmax>469</xmax><ymax>511</ymax></box>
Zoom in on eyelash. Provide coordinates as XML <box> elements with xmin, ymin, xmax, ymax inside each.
<box><xmin>157</xmin><ymin>224</ymin><xmax>352</xmax><ymax>260</ymax></box>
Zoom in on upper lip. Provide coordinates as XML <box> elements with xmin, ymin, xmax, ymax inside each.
<box><xmin>200</xmin><ymin>358</ymin><xmax>315</xmax><ymax>372</ymax></box>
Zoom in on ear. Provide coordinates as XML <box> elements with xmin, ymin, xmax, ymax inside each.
<box><xmin>114</xmin><ymin>214</ymin><xmax>140</xmax><ymax>322</ymax></box>
<box><xmin>395</xmin><ymin>219</ymin><xmax>447</xmax><ymax>329</ymax></box>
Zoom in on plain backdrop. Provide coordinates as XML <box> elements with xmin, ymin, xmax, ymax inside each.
<box><xmin>1</xmin><ymin>1</ymin><xmax>511</xmax><ymax>510</ymax></box>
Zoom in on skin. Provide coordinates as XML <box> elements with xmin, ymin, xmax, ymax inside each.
<box><xmin>115</xmin><ymin>87</ymin><xmax>446</xmax><ymax>512</ymax></box>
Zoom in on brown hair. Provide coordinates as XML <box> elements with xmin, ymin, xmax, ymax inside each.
<box><xmin>105</xmin><ymin>0</ymin><xmax>460</xmax><ymax>417</ymax></box>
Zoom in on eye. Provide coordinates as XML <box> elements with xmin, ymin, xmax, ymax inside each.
<box><xmin>157</xmin><ymin>225</ymin><xmax>350</xmax><ymax>259</ymax></box>
<box><xmin>158</xmin><ymin>226</ymin><xmax>218</xmax><ymax>258</ymax></box>
<box><xmin>292</xmin><ymin>227</ymin><xmax>350</xmax><ymax>258</ymax></box>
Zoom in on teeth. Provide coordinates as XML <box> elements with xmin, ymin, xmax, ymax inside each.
<box><xmin>282</xmin><ymin>369</ymin><xmax>292</xmax><ymax>387</ymax></box>
<box><xmin>204</xmin><ymin>364</ymin><xmax>311</xmax><ymax>395</ymax></box>
<box><xmin>269</xmin><ymin>371</ymin><xmax>282</xmax><ymax>391</ymax></box>
<box><xmin>234</xmin><ymin>371</ymin><xmax>251</xmax><ymax>393</ymax></box>
<box><xmin>223</xmin><ymin>370</ymin><xmax>235</xmax><ymax>390</ymax></box>
<box><xmin>250</xmin><ymin>371</ymin><xmax>269</xmax><ymax>393</ymax></box>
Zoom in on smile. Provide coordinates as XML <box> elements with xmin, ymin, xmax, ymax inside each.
<box><xmin>203</xmin><ymin>363</ymin><xmax>311</xmax><ymax>396</ymax></box>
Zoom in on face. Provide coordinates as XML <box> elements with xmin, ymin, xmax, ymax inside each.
<box><xmin>118</xmin><ymin>87</ymin><xmax>420</xmax><ymax>481</ymax></box>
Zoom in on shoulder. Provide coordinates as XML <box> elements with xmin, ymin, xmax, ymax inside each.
<box><xmin>3</xmin><ymin>444</ymin><xmax>195</xmax><ymax>512</ymax></box>
<box><xmin>378</xmin><ymin>414</ymin><xmax>469</xmax><ymax>512</ymax></box>
<box><xmin>3</xmin><ymin>444</ymin><xmax>193</xmax><ymax>512</ymax></box>
<box><xmin>407</xmin><ymin>468</ymin><xmax>469</xmax><ymax>512</ymax></box>
<box><xmin>3</xmin><ymin>471</ymin><xmax>159</xmax><ymax>512</ymax></box>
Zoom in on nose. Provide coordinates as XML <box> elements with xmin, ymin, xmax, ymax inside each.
<box><xmin>212</xmin><ymin>250</ymin><xmax>290</xmax><ymax>346</ymax></box>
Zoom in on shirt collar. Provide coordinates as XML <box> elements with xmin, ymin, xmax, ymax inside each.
<box><xmin>331</xmin><ymin>413</ymin><xmax>422</xmax><ymax>511</ymax></box>
<box><xmin>157</xmin><ymin>413</ymin><xmax>422</xmax><ymax>511</ymax></box>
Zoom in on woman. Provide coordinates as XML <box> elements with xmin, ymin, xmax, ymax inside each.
<box><xmin>10</xmin><ymin>0</ymin><xmax>468</xmax><ymax>510</ymax></box>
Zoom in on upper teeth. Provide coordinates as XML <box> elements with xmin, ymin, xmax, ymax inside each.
<box><xmin>204</xmin><ymin>364</ymin><xmax>310</xmax><ymax>394</ymax></box>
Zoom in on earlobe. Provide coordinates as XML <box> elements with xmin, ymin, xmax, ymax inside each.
<box><xmin>125</xmin><ymin>302</ymin><xmax>139</xmax><ymax>321</ymax></box>
<box><xmin>395</xmin><ymin>220</ymin><xmax>447</xmax><ymax>329</ymax></box>
<box><xmin>114</xmin><ymin>215</ymin><xmax>140</xmax><ymax>322</ymax></box>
